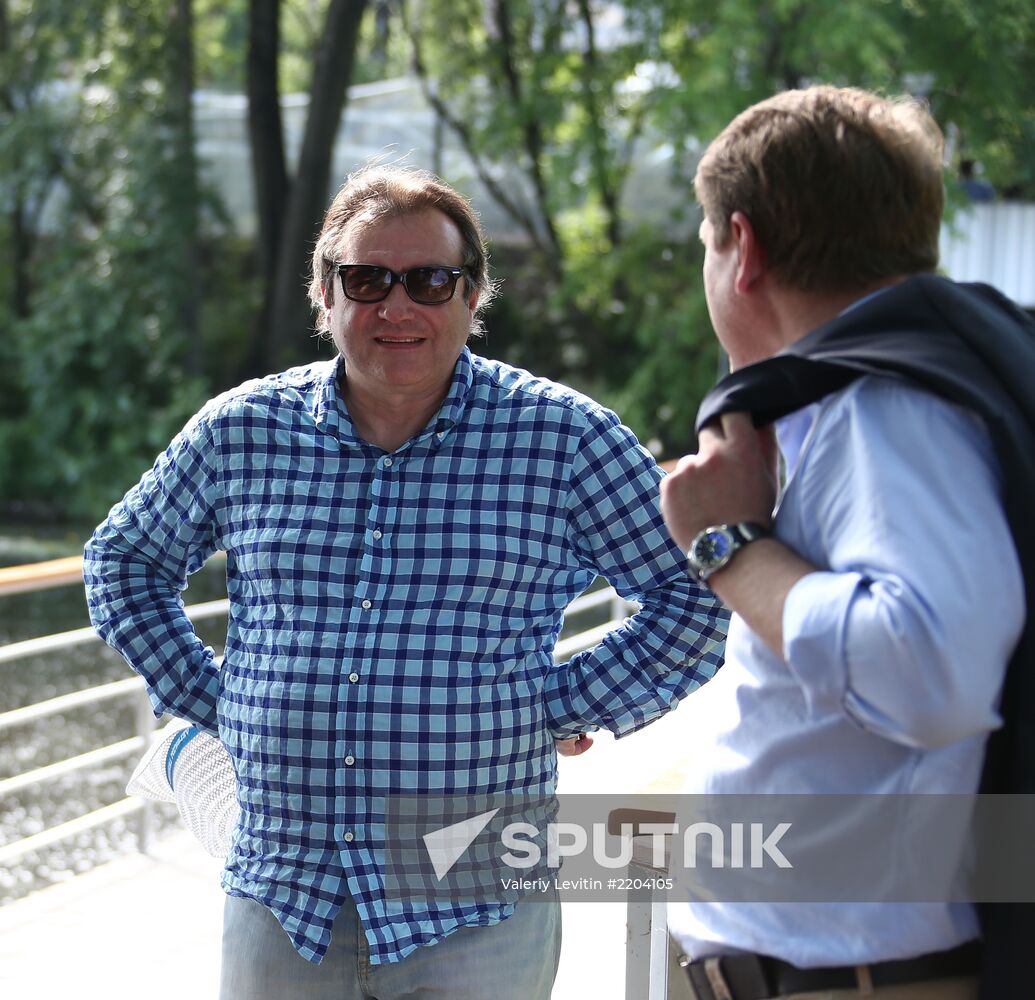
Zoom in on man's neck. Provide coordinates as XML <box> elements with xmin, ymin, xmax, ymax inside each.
<box><xmin>339</xmin><ymin>376</ymin><xmax>447</xmax><ymax>453</ymax></box>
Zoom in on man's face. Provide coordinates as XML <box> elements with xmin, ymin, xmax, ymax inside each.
<box><xmin>327</xmin><ymin>208</ymin><xmax>479</xmax><ymax>400</ymax></box>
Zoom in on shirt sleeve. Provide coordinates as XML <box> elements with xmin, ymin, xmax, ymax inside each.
<box><xmin>781</xmin><ymin>379</ymin><xmax>1025</xmax><ymax>750</ymax></box>
<box><xmin>83</xmin><ymin>407</ymin><xmax>224</xmax><ymax>732</ymax></box>
<box><xmin>543</xmin><ymin>409</ymin><xmax>729</xmax><ymax>738</ymax></box>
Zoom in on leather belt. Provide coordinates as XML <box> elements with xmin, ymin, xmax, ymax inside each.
<box><xmin>682</xmin><ymin>941</ymin><xmax>980</xmax><ymax>999</ymax></box>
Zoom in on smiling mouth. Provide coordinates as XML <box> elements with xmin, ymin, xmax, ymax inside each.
<box><xmin>375</xmin><ymin>336</ymin><xmax>425</xmax><ymax>345</ymax></box>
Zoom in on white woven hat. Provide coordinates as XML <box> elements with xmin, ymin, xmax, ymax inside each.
<box><xmin>127</xmin><ymin>720</ymin><xmax>239</xmax><ymax>858</ymax></box>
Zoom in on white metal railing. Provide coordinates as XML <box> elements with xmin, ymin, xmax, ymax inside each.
<box><xmin>0</xmin><ymin>599</ymin><xmax>230</xmax><ymax>666</ymax></box>
<box><xmin>0</xmin><ymin>569</ymin><xmax>632</xmax><ymax>868</ymax></box>
<box><xmin>0</xmin><ymin>597</ymin><xmax>232</xmax><ymax>867</ymax></box>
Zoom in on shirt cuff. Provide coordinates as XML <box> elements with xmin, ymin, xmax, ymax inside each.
<box><xmin>782</xmin><ymin>570</ymin><xmax>867</xmax><ymax>719</ymax></box>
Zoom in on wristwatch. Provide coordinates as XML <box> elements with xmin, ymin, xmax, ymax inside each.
<box><xmin>686</xmin><ymin>522</ymin><xmax>769</xmax><ymax>583</ymax></box>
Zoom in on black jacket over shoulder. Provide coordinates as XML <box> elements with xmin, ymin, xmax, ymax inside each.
<box><xmin>696</xmin><ymin>273</ymin><xmax>1035</xmax><ymax>998</ymax></box>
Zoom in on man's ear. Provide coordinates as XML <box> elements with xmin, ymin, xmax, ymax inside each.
<box><xmin>466</xmin><ymin>285</ymin><xmax>480</xmax><ymax>313</ymax></box>
<box><xmin>729</xmin><ymin>211</ymin><xmax>764</xmax><ymax>295</ymax></box>
<box><xmin>322</xmin><ymin>280</ymin><xmax>333</xmax><ymax>310</ymax></box>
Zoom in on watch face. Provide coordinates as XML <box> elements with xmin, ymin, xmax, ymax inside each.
<box><xmin>689</xmin><ymin>526</ymin><xmax>736</xmax><ymax>578</ymax></box>
<box><xmin>695</xmin><ymin>530</ymin><xmax>732</xmax><ymax>565</ymax></box>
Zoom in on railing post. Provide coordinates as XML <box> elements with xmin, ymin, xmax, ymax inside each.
<box><xmin>133</xmin><ymin>688</ymin><xmax>157</xmax><ymax>854</ymax></box>
<box><xmin>625</xmin><ymin>837</ymin><xmax>672</xmax><ymax>1000</ymax></box>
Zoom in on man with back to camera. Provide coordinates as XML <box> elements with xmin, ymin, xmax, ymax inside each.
<box><xmin>660</xmin><ymin>85</ymin><xmax>1035</xmax><ymax>999</ymax></box>
<box><xmin>83</xmin><ymin>163</ymin><xmax>729</xmax><ymax>999</ymax></box>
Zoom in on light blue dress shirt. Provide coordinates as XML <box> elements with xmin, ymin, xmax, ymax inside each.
<box><xmin>668</xmin><ymin>375</ymin><xmax>1025</xmax><ymax>967</ymax></box>
<box><xmin>84</xmin><ymin>349</ymin><xmax>728</xmax><ymax>965</ymax></box>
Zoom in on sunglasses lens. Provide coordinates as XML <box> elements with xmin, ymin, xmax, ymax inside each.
<box><xmin>338</xmin><ymin>265</ymin><xmax>462</xmax><ymax>304</ymax></box>
<box><xmin>342</xmin><ymin>266</ymin><xmax>392</xmax><ymax>302</ymax></box>
<box><xmin>407</xmin><ymin>267</ymin><xmax>458</xmax><ymax>304</ymax></box>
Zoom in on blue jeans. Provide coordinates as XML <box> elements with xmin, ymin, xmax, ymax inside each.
<box><xmin>219</xmin><ymin>892</ymin><xmax>562</xmax><ymax>1000</ymax></box>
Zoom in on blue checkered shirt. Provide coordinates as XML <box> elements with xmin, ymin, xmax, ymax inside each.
<box><xmin>84</xmin><ymin>349</ymin><xmax>727</xmax><ymax>964</ymax></box>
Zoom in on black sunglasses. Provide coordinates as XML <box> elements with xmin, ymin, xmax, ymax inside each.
<box><xmin>335</xmin><ymin>264</ymin><xmax>467</xmax><ymax>305</ymax></box>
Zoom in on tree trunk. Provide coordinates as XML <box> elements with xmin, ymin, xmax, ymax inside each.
<box><xmin>261</xmin><ymin>0</ymin><xmax>370</xmax><ymax>370</ymax></box>
<box><xmin>247</xmin><ymin>0</ymin><xmax>288</xmax><ymax>296</ymax></box>
<box><xmin>0</xmin><ymin>0</ymin><xmax>30</xmax><ymax>320</ymax></box>
<box><xmin>245</xmin><ymin>0</ymin><xmax>288</xmax><ymax>377</ymax></box>
<box><xmin>490</xmin><ymin>0</ymin><xmax>562</xmax><ymax>261</ymax></box>
<box><xmin>9</xmin><ymin>194</ymin><xmax>31</xmax><ymax>319</ymax></box>
<box><xmin>169</xmin><ymin>0</ymin><xmax>202</xmax><ymax>373</ymax></box>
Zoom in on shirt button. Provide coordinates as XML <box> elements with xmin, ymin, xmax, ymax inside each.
<box><xmin>372</xmin><ymin>529</ymin><xmax>383</xmax><ymax>540</ymax></box>
<box><xmin>343</xmin><ymin>831</ymin><xmax>355</xmax><ymax>843</ymax></box>
<box><xmin>344</xmin><ymin>755</ymin><xmax>356</xmax><ymax>766</ymax></box>
<box><xmin>382</xmin><ymin>457</ymin><xmax>393</xmax><ymax>468</ymax></box>
<box><xmin>361</xmin><ymin>599</ymin><xmax>372</xmax><ymax>610</ymax></box>
<box><xmin>348</xmin><ymin>672</ymin><xmax>360</xmax><ymax>683</ymax></box>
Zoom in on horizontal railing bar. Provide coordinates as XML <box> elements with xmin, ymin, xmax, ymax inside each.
<box><xmin>0</xmin><ymin>797</ymin><xmax>144</xmax><ymax>867</ymax></box>
<box><xmin>3</xmin><ymin>591</ymin><xmax>603</xmax><ymax>668</ymax></box>
<box><xmin>0</xmin><ymin>556</ymin><xmax>84</xmax><ymax>597</ymax></box>
<box><xmin>0</xmin><ymin>736</ymin><xmax>147</xmax><ymax>797</ymax></box>
<box><xmin>0</xmin><ymin>677</ymin><xmax>145</xmax><ymax>733</ymax></box>
<box><xmin>565</xmin><ymin>586</ymin><xmax>621</xmax><ymax>616</ymax></box>
<box><xmin>0</xmin><ymin>598</ymin><xmax>231</xmax><ymax>667</ymax></box>
<box><xmin>1</xmin><ymin>597</ymin><xmax>630</xmax><ymax>732</ymax></box>
<box><xmin>553</xmin><ymin>619</ymin><xmax>630</xmax><ymax>661</ymax></box>
<box><xmin>0</xmin><ymin>550</ymin><xmax>232</xmax><ymax>600</ymax></box>
<box><xmin>1</xmin><ymin>591</ymin><xmax>620</xmax><ymax>670</ymax></box>
<box><xmin>0</xmin><ymin>624</ymin><xmax>102</xmax><ymax>666</ymax></box>
<box><xmin>179</xmin><ymin>597</ymin><xmax>231</xmax><ymax>621</ymax></box>
<box><xmin>0</xmin><ymin>555</ymin><xmax>622</xmax><ymax>622</ymax></box>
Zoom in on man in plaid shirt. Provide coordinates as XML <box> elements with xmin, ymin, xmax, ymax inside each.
<box><xmin>85</xmin><ymin>164</ymin><xmax>727</xmax><ymax>1000</ymax></box>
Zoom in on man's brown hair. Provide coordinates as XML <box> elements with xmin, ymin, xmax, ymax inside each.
<box><xmin>694</xmin><ymin>86</ymin><xmax>945</xmax><ymax>292</ymax></box>
<box><xmin>309</xmin><ymin>163</ymin><xmax>499</xmax><ymax>333</ymax></box>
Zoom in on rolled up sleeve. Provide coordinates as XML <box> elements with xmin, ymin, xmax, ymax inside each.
<box><xmin>544</xmin><ymin>411</ymin><xmax>728</xmax><ymax>737</ymax></box>
<box><xmin>84</xmin><ymin>409</ymin><xmax>224</xmax><ymax>732</ymax></box>
<box><xmin>780</xmin><ymin>381</ymin><xmax>1024</xmax><ymax>750</ymax></box>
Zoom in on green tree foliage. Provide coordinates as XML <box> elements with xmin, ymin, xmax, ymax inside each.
<box><xmin>398</xmin><ymin>0</ymin><xmax>1035</xmax><ymax>457</ymax></box>
<box><xmin>0</xmin><ymin>0</ymin><xmax>211</xmax><ymax>521</ymax></box>
<box><xmin>0</xmin><ymin>0</ymin><xmax>386</xmax><ymax>522</ymax></box>
<box><xmin>401</xmin><ymin>0</ymin><xmax>705</xmax><ymax>447</ymax></box>
<box><xmin>1</xmin><ymin>0</ymin><xmax>1032</xmax><ymax>522</ymax></box>
<box><xmin>636</xmin><ymin>0</ymin><xmax>1035</xmax><ymax>197</ymax></box>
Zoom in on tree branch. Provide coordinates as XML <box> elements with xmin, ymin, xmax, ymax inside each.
<box><xmin>575</xmin><ymin>0</ymin><xmax>621</xmax><ymax>247</ymax></box>
<box><xmin>266</xmin><ymin>0</ymin><xmax>370</xmax><ymax>364</ymax></box>
<box><xmin>403</xmin><ymin>5</ymin><xmax>553</xmax><ymax>260</ymax></box>
<box><xmin>490</xmin><ymin>0</ymin><xmax>562</xmax><ymax>259</ymax></box>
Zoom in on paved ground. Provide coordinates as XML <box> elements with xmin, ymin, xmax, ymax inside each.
<box><xmin>0</xmin><ymin>702</ymin><xmax>697</xmax><ymax>1000</ymax></box>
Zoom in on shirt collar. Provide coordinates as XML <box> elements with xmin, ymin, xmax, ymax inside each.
<box><xmin>776</xmin><ymin>403</ymin><xmax>820</xmax><ymax>480</ymax></box>
<box><xmin>434</xmin><ymin>347</ymin><xmax>474</xmax><ymax>433</ymax></box>
<box><xmin>311</xmin><ymin>357</ymin><xmax>349</xmax><ymax>437</ymax></box>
